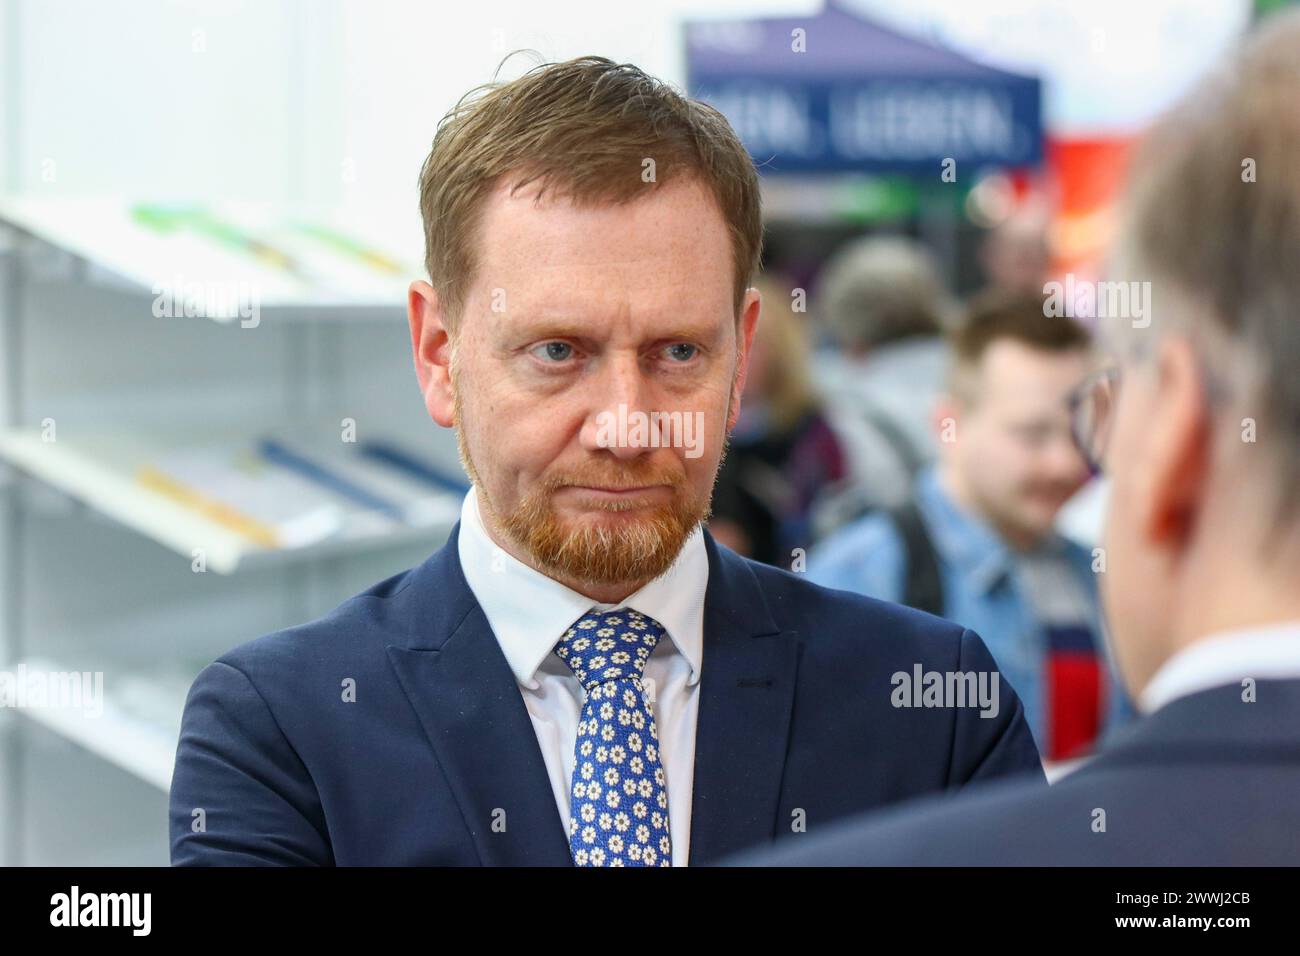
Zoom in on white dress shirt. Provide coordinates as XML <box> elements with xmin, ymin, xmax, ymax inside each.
<box><xmin>456</xmin><ymin>485</ymin><xmax>706</xmax><ymax>865</ymax></box>
<box><xmin>1139</xmin><ymin>619</ymin><xmax>1300</xmax><ymax>714</ymax></box>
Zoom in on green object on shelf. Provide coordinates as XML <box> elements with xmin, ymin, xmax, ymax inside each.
<box><xmin>292</xmin><ymin>222</ymin><xmax>405</xmax><ymax>275</ymax></box>
<box><xmin>132</xmin><ymin>204</ymin><xmax>305</xmax><ymax>276</ymax></box>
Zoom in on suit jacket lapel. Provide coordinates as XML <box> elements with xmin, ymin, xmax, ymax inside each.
<box><xmin>384</xmin><ymin>522</ymin><xmax>801</xmax><ymax>866</ymax></box>
<box><xmin>385</xmin><ymin>523</ymin><xmax>572</xmax><ymax>866</ymax></box>
<box><xmin>688</xmin><ymin>531</ymin><xmax>800</xmax><ymax>865</ymax></box>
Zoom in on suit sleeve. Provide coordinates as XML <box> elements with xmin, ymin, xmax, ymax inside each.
<box><xmin>945</xmin><ymin>628</ymin><xmax>1046</xmax><ymax>788</ymax></box>
<box><xmin>170</xmin><ymin>660</ymin><xmax>333</xmax><ymax>865</ymax></box>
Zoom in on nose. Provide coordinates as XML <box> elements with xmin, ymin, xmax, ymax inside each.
<box><xmin>578</xmin><ymin>350</ymin><xmax>657</xmax><ymax>460</ymax></box>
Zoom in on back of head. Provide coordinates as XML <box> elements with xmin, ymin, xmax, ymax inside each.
<box><xmin>1114</xmin><ymin>9</ymin><xmax>1300</xmax><ymax>531</ymax></box>
<box><xmin>817</xmin><ymin>236</ymin><xmax>955</xmax><ymax>354</ymax></box>
<box><xmin>1099</xmin><ymin>9</ymin><xmax>1300</xmax><ymax>700</ymax></box>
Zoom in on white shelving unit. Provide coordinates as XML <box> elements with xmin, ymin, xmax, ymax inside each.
<box><xmin>0</xmin><ymin>199</ymin><xmax>465</xmax><ymax>865</ymax></box>
<box><xmin>0</xmin><ymin>197</ymin><xmax>422</xmax><ymax>318</ymax></box>
<box><xmin>6</xmin><ymin>656</ymin><xmax>180</xmax><ymax>792</ymax></box>
<box><xmin>0</xmin><ymin>427</ymin><xmax>463</xmax><ymax>575</ymax></box>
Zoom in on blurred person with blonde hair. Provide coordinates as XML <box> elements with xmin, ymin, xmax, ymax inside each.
<box><xmin>709</xmin><ymin>274</ymin><xmax>847</xmax><ymax>565</ymax></box>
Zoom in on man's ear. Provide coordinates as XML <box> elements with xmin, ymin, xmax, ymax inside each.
<box><xmin>408</xmin><ymin>280</ymin><xmax>456</xmax><ymax>428</ymax></box>
<box><xmin>725</xmin><ymin>287</ymin><xmax>762</xmax><ymax>433</ymax></box>
<box><xmin>1140</xmin><ymin>335</ymin><xmax>1211</xmax><ymax>548</ymax></box>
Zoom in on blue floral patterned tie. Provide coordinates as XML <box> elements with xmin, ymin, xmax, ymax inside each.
<box><xmin>556</xmin><ymin>608</ymin><xmax>672</xmax><ymax>867</ymax></box>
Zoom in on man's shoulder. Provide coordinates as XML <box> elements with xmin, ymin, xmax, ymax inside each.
<box><xmin>739</xmin><ymin>551</ymin><xmax>969</xmax><ymax>663</ymax></box>
<box><xmin>806</xmin><ymin>509</ymin><xmax>908</xmax><ymax>596</ymax></box>
<box><xmin>813</xmin><ymin>509</ymin><xmax>904</xmax><ymax>563</ymax></box>
<box><xmin>738</xmin><ymin>735</ymin><xmax>1300</xmax><ymax>865</ymax></box>
<box><xmin>206</xmin><ymin>558</ymin><xmax>433</xmax><ymax>691</ymax></box>
<box><xmin>727</xmin><ymin>767</ymin><xmax>1060</xmax><ymax>865</ymax></box>
<box><xmin>720</xmin><ymin>547</ymin><xmax>1044</xmax><ymax>789</ymax></box>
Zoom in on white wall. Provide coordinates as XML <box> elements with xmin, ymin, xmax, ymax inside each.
<box><xmin>3</xmin><ymin>0</ymin><xmax>817</xmax><ymax>235</ymax></box>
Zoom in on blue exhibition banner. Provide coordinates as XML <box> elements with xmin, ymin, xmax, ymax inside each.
<box><xmin>689</xmin><ymin>76</ymin><xmax>1041</xmax><ymax>174</ymax></box>
<box><xmin>686</xmin><ymin>2</ymin><xmax>1043</xmax><ymax>175</ymax></box>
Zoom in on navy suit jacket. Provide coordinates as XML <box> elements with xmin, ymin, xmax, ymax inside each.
<box><xmin>169</xmin><ymin>524</ymin><xmax>1043</xmax><ymax>865</ymax></box>
<box><xmin>728</xmin><ymin>678</ymin><xmax>1300</xmax><ymax>865</ymax></box>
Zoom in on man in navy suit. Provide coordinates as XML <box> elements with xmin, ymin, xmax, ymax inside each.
<box><xmin>169</xmin><ymin>55</ymin><xmax>1042</xmax><ymax>866</ymax></box>
<box><xmin>732</xmin><ymin>12</ymin><xmax>1300</xmax><ymax>867</ymax></box>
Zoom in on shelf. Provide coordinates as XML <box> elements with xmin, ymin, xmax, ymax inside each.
<box><xmin>6</xmin><ymin>657</ymin><xmax>180</xmax><ymax>792</ymax></box>
<box><xmin>0</xmin><ymin>428</ymin><xmax>462</xmax><ymax>574</ymax></box>
<box><xmin>0</xmin><ymin>196</ymin><xmax>423</xmax><ymax>321</ymax></box>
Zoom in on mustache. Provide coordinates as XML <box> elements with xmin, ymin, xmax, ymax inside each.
<box><xmin>538</xmin><ymin>460</ymin><xmax>687</xmax><ymax>492</ymax></box>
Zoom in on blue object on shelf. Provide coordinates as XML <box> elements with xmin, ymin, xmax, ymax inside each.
<box><xmin>358</xmin><ymin>440</ymin><xmax>471</xmax><ymax>496</ymax></box>
<box><xmin>257</xmin><ymin>438</ymin><xmax>406</xmax><ymax>521</ymax></box>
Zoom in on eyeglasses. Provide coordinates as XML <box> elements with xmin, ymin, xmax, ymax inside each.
<box><xmin>1067</xmin><ymin>364</ymin><xmax>1120</xmax><ymax>474</ymax></box>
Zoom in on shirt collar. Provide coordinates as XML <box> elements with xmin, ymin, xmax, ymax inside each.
<box><xmin>1139</xmin><ymin>619</ymin><xmax>1300</xmax><ymax>714</ymax></box>
<box><xmin>914</xmin><ymin>467</ymin><xmax>1013</xmax><ymax>595</ymax></box>
<box><xmin>456</xmin><ymin>486</ymin><xmax>707</xmax><ymax>690</ymax></box>
<box><xmin>914</xmin><ymin>466</ymin><xmax>1074</xmax><ymax>596</ymax></box>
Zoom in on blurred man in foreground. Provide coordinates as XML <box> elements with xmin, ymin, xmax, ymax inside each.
<box><xmin>811</xmin><ymin>294</ymin><xmax>1130</xmax><ymax>765</ymax></box>
<box><xmin>732</xmin><ymin>10</ymin><xmax>1300</xmax><ymax>865</ymax></box>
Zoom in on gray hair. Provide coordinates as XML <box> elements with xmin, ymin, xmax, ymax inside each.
<box><xmin>816</xmin><ymin>236</ymin><xmax>955</xmax><ymax>353</ymax></box>
<box><xmin>1113</xmin><ymin>9</ymin><xmax>1300</xmax><ymax>526</ymax></box>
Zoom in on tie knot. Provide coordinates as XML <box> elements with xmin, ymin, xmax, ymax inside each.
<box><xmin>556</xmin><ymin>608</ymin><xmax>665</xmax><ymax>690</ymax></box>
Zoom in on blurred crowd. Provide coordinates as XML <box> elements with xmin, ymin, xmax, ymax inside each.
<box><xmin>707</xmin><ymin>214</ymin><xmax>1130</xmax><ymax>766</ymax></box>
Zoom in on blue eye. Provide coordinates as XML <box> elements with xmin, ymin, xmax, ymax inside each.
<box><xmin>532</xmin><ymin>341</ymin><xmax>574</xmax><ymax>362</ymax></box>
<box><xmin>665</xmin><ymin>343</ymin><xmax>697</xmax><ymax>362</ymax></box>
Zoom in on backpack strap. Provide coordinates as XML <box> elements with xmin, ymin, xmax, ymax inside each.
<box><xmin>886</xmin><ymin>498</ymin><xmax>944</xmax><ymax>617</ymax></box>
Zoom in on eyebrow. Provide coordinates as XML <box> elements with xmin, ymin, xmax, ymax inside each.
<box><xmin>499</xmin><ymin>313</ymin><xmax>728</xmax><ymax>347</ymax></box>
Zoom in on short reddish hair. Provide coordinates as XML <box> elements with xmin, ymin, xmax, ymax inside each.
<box><xmin>417</xmin><ymin>54</ymin><xmax>764</xmax><ymax>331</ymax></box>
